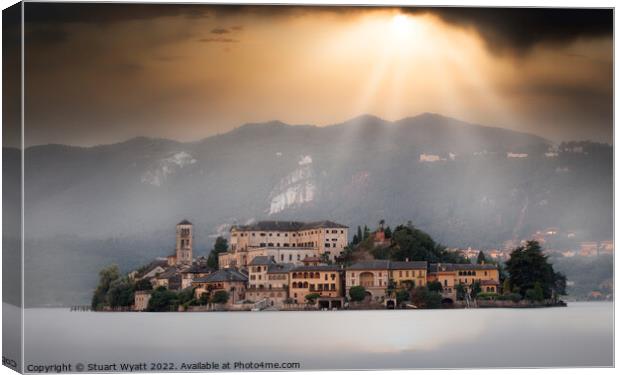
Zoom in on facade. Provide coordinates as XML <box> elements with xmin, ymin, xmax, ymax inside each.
<box><xmin>428</xmin><ymin>263</ymin><xmax>500</xmax><ymax>301</ymax></box>
<box><xmin>246</xmin><ymin>257</ymin><xmax>295</xmax><ymax>307</ymax></box>
<box><xmin>175</xmin><ymin>219</ymin><xmax>194</xmax><ymax>265</ymax></box>
<box><xmin>219</xmin><ymin>220</ymin><xmax>348</xmax><ymax>269</ymax></box>
<box><xmin>289</xmin><ymin>265</ymin><xmax>344</xmax><ymax>308</ymax></box>
<box><xmin>180</xmin><ymin>264</ymin><xmax>212</xmax><ymax>289</ymax></box>
<box><xmin>133</xmin><ymin>290</ymin><xmax>152</xmax><ymax>311</ymax></box>
<box><xmin>389</xmin><ymin>261</ymin><xmax>428</xmax><ymax>289</ymax></box>
<box><xmin>192</xmin><ymin>268</ymin><xmax>248</xmax><ymax>306</ymax></box>
<box><xmin>346</xmin><ymin>260</ymin><xmax>428</xmax><ymax>302</ymax></box>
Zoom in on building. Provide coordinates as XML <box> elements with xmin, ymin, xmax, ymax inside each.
<box><xmin>346</xmin><ymin>260</ymin><xmax>391</xmax><ymax>302</ymax></box>
<box><xmin>218</xmin><ymin>220</ymin><xmax>349</xmax><ymax>269</ymax></box>
<box><xmin>192</xmin><ymin>268</ymin><xmax>248</xmax><ymax>306</ymax></box>
<box><xmin>246</xmin><ymin>257</ymin><xmax>295</xmax><ymax>308</ymax></box>
<box><xmin>599</xmin><ymin>241</ymin><xmax>613</xmax><ymax>255</ymax></box>
<box><xmin>389</xmin><ymin>261</ymin><xmax>428</xmax><ymax>289</ymax></box>
<box><xmin>152</xmin><ymin>268</ymin><xmax>182</xmax><ymax>290</ymax></box>
<box><xmin>133</xmin><ymin>290</ymin><xmax>152</xmax><ymax>311</ymax></box>
<box><xmin>427</xmin><ymin>263</ymin><xmax>500</xmax><ymax>301</ymax></box>
<box><xmin>180</xmin><ymin>264</ymin><xmax>212</xmax><ymax>289</ymax></box>
<box><xmin>289</xmin><ymin>265</ymin><xmax>344</xmax><ymax>308</ymax></box>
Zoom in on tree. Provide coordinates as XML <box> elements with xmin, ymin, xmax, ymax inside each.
<box><xmin>456</xmin><ymin>283</ymin><xmax>466</xmax><ymax>301</ymax></box>
<box><xmin>410</xmin><ymin>286</ymin><xmax>442</xmax><ymax>309</ymax></box>
<box><xmin>502</xmin><ymin>279</ymin><xmax>511</xmax><ymax>295</ymax></box>
<box><xmin>427</xmin><ymin>280</ymin><xmax>443</xmax><ymax>293</ymax></box>
<box><xmin>553</xmin><ymin>272</ymin><xmax>567</xmax><ymax>300</ymax></box>
<box><xmin>378</xmin><ymin>219</ymin><xmax>385</xmax><ymax>229</ymax></box>
<box><xmin>357</xmin><ymin>226</ymin><xmax>363</xmax><ymax>243</ymax></box>
<box><xmin>470</xmin><ymin>280</ymin><xmax>482</xmax><ymax>299</ymax></box>
<box><xmin>505</xmin><ymin>241</ymin><xmax>558</xmax><ymax>299</ymax></box>
<box><xmin>207</xmin><ymin>236</ymin><xmax>229</xmax><ymax>269</ymax></box>
<box><xmin>106</xmin><ymin>278</ymin><xmax>134</xmax><ymax>307</ymax></box>
<box><xmin>476</xmin><ymin>251</ymin><xmax>487</xmax><ymax>264</ymax></box>
<box><xmin>396</xmin><ymin>290</ymin><xmax>410</xmax><ymax>304</ymax></box>
<box><xmin>389</xmin><ymin>224</ymin><xmax>468</xmax><ymax>263</ymax></box>
<box><xmin>319</xmin><ymin>253</ymin><xmax>332</xmax><ymax>265</ymax></box>
<box><xmin>351</xmin><ymin>234</ymin><xmax>359</xmax><ymax>245</ymax></box>
<box><xmin>305</xmin><ymin>293</ymin><xmax>321</xmax><ymax>304</ymax></box>
<box><xmin>363</xmin><ymin>225</ymin><xmax>370</xmax><ymax>240</ymax></box>
<box><xmin>383</xmin><ymin>226</ymin><xmax>392</xmax><ymax>239</ymax></box>
<box><xmin>349</xmin><ymin>286</ymin><xmax>366</xmax><ymax>302</ymax></box>
<box><xmin>91</xmin><ymin>264</ymin><xmax>120</xmax><ymax>309</ymax></box>
<box><xmin>210</xmin><ymin>290</ymin><xmax>230</xmax><ymax>304</ymax></box>
<box><xmin>525</xmin><ymin>282</ymin><xmax>544</xmax><ymax>301</ymax></box>
<box><xmin>134</xmin><ymin>278</ymin><xmax>153</xmax><ymax>291</ymax></box>
<box><xmin>147</xmin><ymin>286</ymin><xmax>178</xmax><ymax>312</ymax></box>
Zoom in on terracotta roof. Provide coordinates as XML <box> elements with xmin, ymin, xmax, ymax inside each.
<box><xmin>232</xmin><ymin>220</ymin><xmax>348</xmax><ymax>232</ymax></box>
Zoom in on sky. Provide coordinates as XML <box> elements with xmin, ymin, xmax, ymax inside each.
<box><xmin>12</xmin><ymin>4</ymin><xmax>614</xmax><ymax>146</ymax></box>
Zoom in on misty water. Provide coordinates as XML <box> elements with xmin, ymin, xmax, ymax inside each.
<box><xmin>22</xmin><ymin>302</ymin><xmax>612</xmax><ymax>371</ymax></box>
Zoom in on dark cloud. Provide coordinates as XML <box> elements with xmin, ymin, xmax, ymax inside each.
<box><xmin>402</xmin><ymin>7</ymin><xmax>613</xmax><ymax>53</ymax></box>
<box><xmin>24</xmin><ymin>4</ymin><xmax>612</xmax><ymax>53</ymax></box>
<box><xmin>211</xmin><ymin>27</ymin><xmax>230</xmax><ymax>34</ymax></box>
<box><xmin>198</xmin><ymin>37</ymin><xmax>240</xmax><ymax>43</ymax></box>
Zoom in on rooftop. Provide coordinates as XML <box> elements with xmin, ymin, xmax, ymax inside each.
<box><xmin>249</xmin><ymin>256</ymin><xmax>276</xmax><ymax>266</ymax></box>
<box><xmin>178</xmin><ymin>219</ymin><xmax>192</xmax><ymax>225</ymax></box>
<box><xmin>347</xmin><ymin>260</ymin><xmax>427</xmax><ymax>270</ymax></box>
<box><xmin>267</xmin><ymin>263</ymin><xmax>297</xmax><ymax>274</ymax></box>
<box><xmin>291</xmin><ymin>265</ymin><xmax>342</xmax><ymax>272</ymax></box>
<box><xmin>194</xmin><ymin>268</ymin><xmax>248</xmax><ymax>283</ymax></box>
<box><xmin>232</xmin><ymin>220</ymin><xmax>348</xmax><ymax>232</ymax></box>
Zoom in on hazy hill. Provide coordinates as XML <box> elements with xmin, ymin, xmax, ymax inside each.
<box><xmin>5</xmin><ymin>113</ymin><xmax>612</xmax><ymax>306</ymax></box>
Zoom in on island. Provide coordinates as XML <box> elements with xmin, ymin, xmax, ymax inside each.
<box><xmin>90</xmin><ymin>219</ymin><xmax>567</xmax><ymax>312</ymax></box>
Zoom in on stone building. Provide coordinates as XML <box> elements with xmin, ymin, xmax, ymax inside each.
<box><xmin>218</xmin><ymin>220</ymin><xmax>348</xmax><ymax>269</ymax></box>
<box><xmin>245</xmin><ymin>256</ymin><xmax>295</xmax><ymax>308</ymax></box>
<box><xmin>346</xmin><ymin>260</ymin><xmax>427</xmax><ymax>303</ymax></box>
<box><xmin>427</xmin><ymin>263</ymin><xmax>500</xmax><ymax>301</ymax></box>
<box><xmin>192</xmin><ymin>268</ymin><xmax>248</xmax><ymax>306</ymax></box>
<box><xmin>290</xmin><ymin>265</ymin><xmax>344</xmax><ymax>308</ymax></box>
<box><xmin>133</xmin><ymin>290</ymin><xmax>152</xmax><ymax>311</ymax></box>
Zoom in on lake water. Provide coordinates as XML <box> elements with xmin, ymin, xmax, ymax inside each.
<box><xmin>21</xmin><ymin>302</ymin><xmax>613</xmax><ymax>371</ymax></box>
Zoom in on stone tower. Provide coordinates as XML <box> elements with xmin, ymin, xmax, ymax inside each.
<box><xmin>175</xmin><ymin>219</ymin><xmax>193</xmax><ymax>266</ymax></box>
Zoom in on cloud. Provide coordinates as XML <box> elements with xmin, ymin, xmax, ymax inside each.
<box><xmin>402</xmin><ymin>7</ymin><xmax>613</xmax><ymax>54</ymax></box>
<box><xmin>198</xmin><ymin>37</ymin><xmax>240</xmax><ymax>43</ymax></box>
<box><xmin>211</xmin><ymin>27</ymin><xmax>230</xmax><ymax>34</ymax></box>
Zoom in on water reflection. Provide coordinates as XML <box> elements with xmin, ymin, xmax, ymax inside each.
<box><xmin>23</xmin><ymin>302</ymin><xmax>612</xmax><ymax>370</ymax></box>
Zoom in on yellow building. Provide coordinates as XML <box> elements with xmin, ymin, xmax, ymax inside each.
<box><xmin>192</xmin><ymin>268</ymin><xmax>248</xmax><ymax>306</ymax></box>
<box><xmin>389</xmin><ymin>261</ymin><xmax>428</xmax><ymax>289</ymax></box>
<box><xmin>245</xmin><ymin>256</ymin><xmax>295</xmax><ymax>308</ymax></box>
<box><xmin>289</xmin><ymin>265</ymin><xmax>344</xmax><ymax>308</ymax></box>
<box><xmin>428</xmin><ymin>263</ymin><xmax>500</xmax><ymax>301</ymax></box>
<box><xmin>219</xmin><ymin>220</ymin><xmax>348</xmax><ymax>269</ymax></box>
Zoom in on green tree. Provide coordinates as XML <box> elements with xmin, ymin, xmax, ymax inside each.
<box><xmin>305</xmin><ymin>293</ymin><xmax>321</xmax><ymax>304</ymax></box>
<box><xmin>207</xmin><ymin>236</ymin><xmax>229</xmax><ymax>269</ymax></box>
<box><xmin>91</xmin><ymin>264</ymin><xmax>121</xmax><ymax>309</ymax></box>
<box><xmin>456</xmin><ymin>283</ymin><xmax>467</xmax><ymax>301</ymax></box>
<box><xmin>396</xmin><ymin>290</ymin><xmax>410</xmax><ymax>304</ymax></box>
<box><xmin>502</xmin><ymin>279</ymin><xmax>511</xmax><ymax>295</ymax></box>
<box><xmin>525</xmin><ymin>282</ymin><xmax>544</xmax><ymax>301</ymax></box>
<box><xmin>476</xmin><ymin>251</ymin><xmax>487</xmax><ymax>264</ymax></box>
<box><xmin>427</xmin><ymin>280</ymin><xmax>443</xmax><ymax>293</ymax></box>
<box><xmin>384</xmin><ymin>226</ymin><xmax>392</xmax><ymax>239</ymax></box>
<box><xmin>410</xmin><ymin>286</ymin><xmax>442</xmax><ymax>309</ymax></box>
<box><xmin>349</xmin><ymin>285</ymin><xmax>366</xmax><ymax>302</ymax></box>
<box><xmin>389</xmin><ymin>224</ymin><xmax>468</xmax><ymax>263</ymax></box>
<box><xmin>106</xmin><ymin>278</ymin><xmax>134</xmax><ymax>307</ymax></box>
<box><xmin>357</xmin><ymin>226</ymin><xmax>363</xmax><ymax>243</ymax></box>
<box><xmin>198</xmin><ymin>292</ymin><xmax>209</xmax><ymax>305</ymax></box>
<box><xmin>470</xmin><ymin>280</ymin><xmax>482</xmax><ymax>299</ymax></box>
<box><xmin>147</xmin><ymin>286</ymin><xmax>178</xmax><ymax>312</ymax></box>
<box><xmin>210</xmin><ymin>290</ymin><xmax>230</xmax><ymax>304</ymax></box>
<box><xmin>505</xmin><ymin>241</ymin><xmax>558</xmax><ymax>299</ymax></box>
<box><xmin>351</xmin><ymin>234</ymin><xmax>359</xmax><ymax>245</ymax></box>
<box><xmin>363</xmin><ymin>225</ymin><xmax>370</xmax><ymax>240</ymax></box>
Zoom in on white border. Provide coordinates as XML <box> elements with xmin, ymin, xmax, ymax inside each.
<box><xmin>0</xmin><ymin>2</ymin><xmax>617</xmax><ymax>375</ymax></box>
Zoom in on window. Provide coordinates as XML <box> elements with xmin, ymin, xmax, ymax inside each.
<box><xmin>281</xmin><ymin>255</ymin><xmax>284</xmax><ymax>261</ymax></box>
<box><xmin>289</xmin><ymin>254</ymin><xmax>292</xmax><ymax>261</ymax></box>
<box><xmin>277</xmin><ymin>233</ymin><xmax>280</xmax><ymax>237</ymax></box>
<box><xmin>260</xmin><ymin>233</ymin><xmax>266</xmax><ymax>237</ymax></box>
<box><xmin>252</xmin><ymin>233</ymin><xmax>256</xmax><ymax>236</ymax></box>
<box><xmin>325</xmin><ymin>243</ymin><xmax>330</xmax><ymax>248</ymax></box>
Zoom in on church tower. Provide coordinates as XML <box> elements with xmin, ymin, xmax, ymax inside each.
<box><xmin>175</xmin><ymin>219</ymin><xmax>193</xmax><ymax>266</ymax></box>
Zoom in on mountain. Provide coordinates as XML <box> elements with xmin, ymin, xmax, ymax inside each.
<box><xmin>6</xmin><ymin>113</ymin><xmax>612</xmax><ymax>306</ymax></box>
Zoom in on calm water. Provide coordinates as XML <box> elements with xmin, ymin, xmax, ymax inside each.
<box><xmin>22</xmin><ymin>302</ymin><xmax>613</xmax><ymax>371</ymax></box>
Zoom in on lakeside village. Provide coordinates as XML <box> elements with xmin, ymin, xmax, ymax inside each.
<box><xmin>91</xmin><ymin>219</ymin><xmax>568</xmax><ymax>312</ymax></box>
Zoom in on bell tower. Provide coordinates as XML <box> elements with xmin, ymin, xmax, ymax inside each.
<box><xmin>176</xmin><ymin>219</ymin><xmax>193</xmax><ymax>266</ymax></box>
